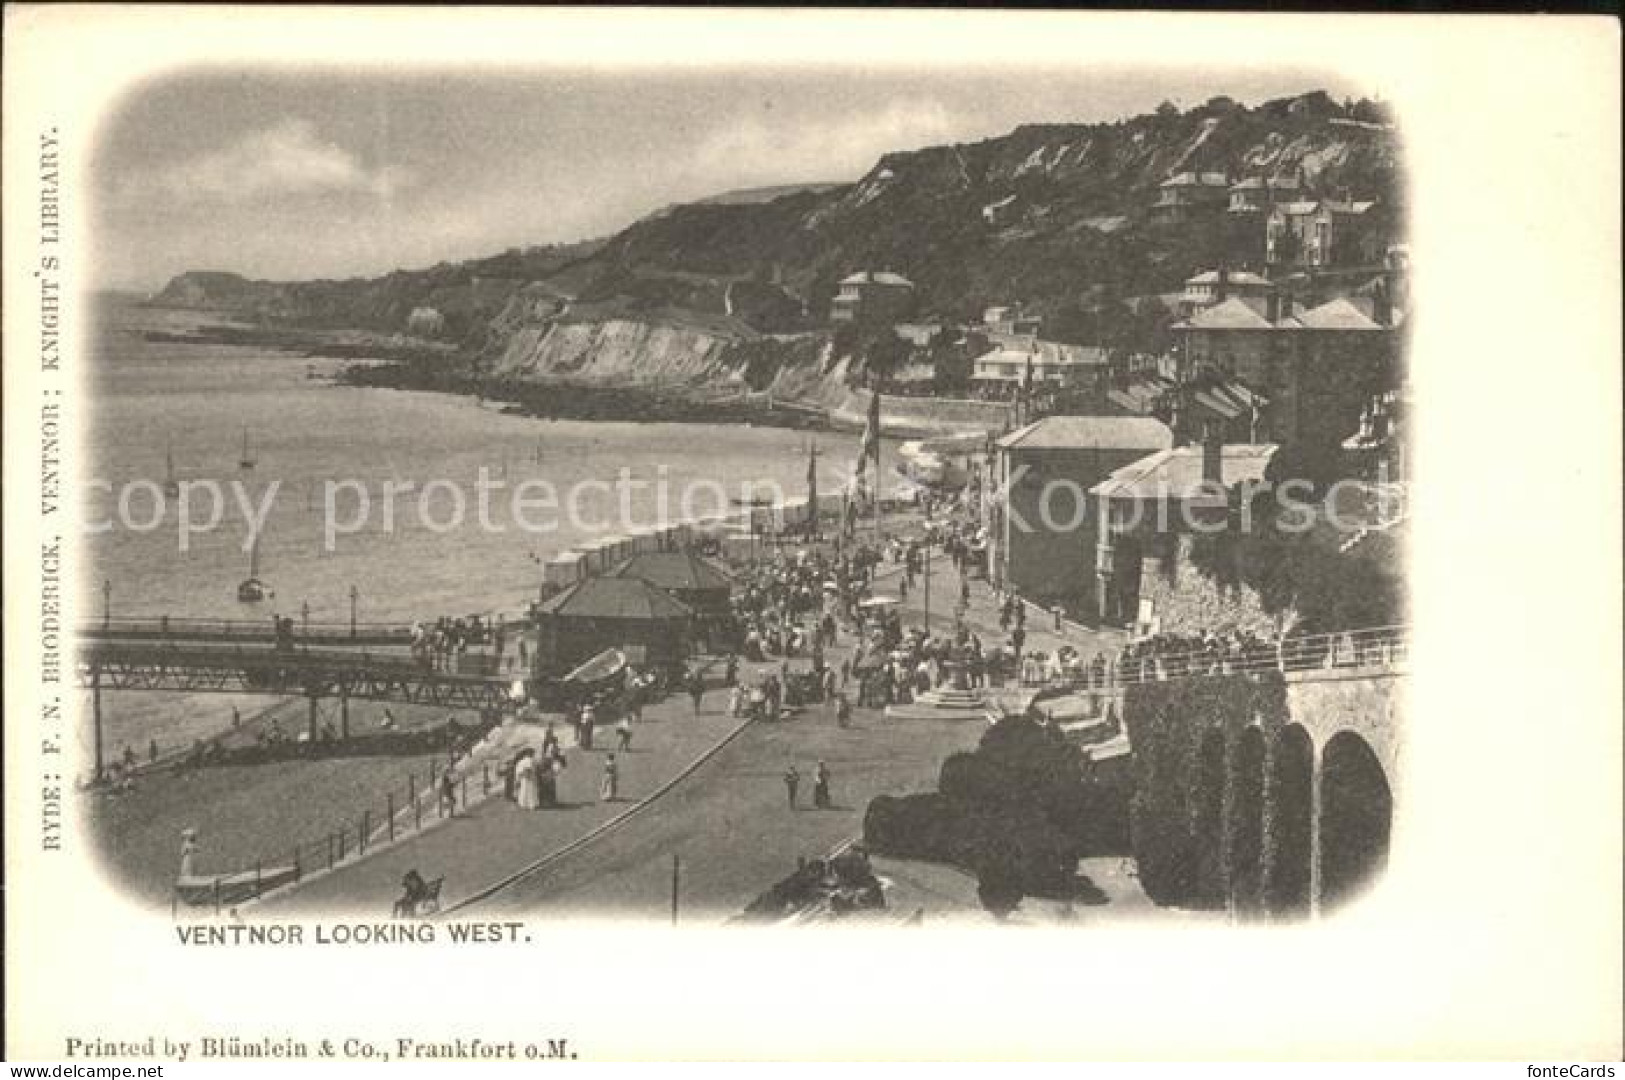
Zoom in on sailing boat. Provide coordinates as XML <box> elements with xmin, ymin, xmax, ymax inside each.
<box><xmin>237</xmin><ymin>534</ymin><xmax>267</xmax><ymax>603</ymax></box>
<box><xmin>163</xmin><ymin>442</ymin><xmax>180</xmax><ymax>497</ymax></box>
<box><xmin>238</xmin><ymin>427</ymin><xmax>256</xmax><ymax>471</ymax></box>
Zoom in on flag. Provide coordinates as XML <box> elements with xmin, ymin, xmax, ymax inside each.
<box><xmin>857</xmin><ymin>388</ymin><xmax>880</xmax><ymax>473</ymax></box>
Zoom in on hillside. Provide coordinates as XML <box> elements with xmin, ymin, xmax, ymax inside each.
<box><xmin>572</xmin><ymin>89</ymin><xmax>1402</xmax><ymax>328</ymax></box>
<box><xmin>154</xmin><ymin>90</ymin><xmax>1405</xmax><ymax>406</ymax></box>
<box><xmin>152</xmin><ymin>238</ymin><xmax>605</xmax><ymax>342</ymax></box>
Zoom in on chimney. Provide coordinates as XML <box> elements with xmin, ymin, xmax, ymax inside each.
<box><xmin>1266</xmin><ymin>288</ymin><xmax>1282</xmax><ymax>323</ymax></box>
<box><xmin>1202</xmin><ymin>422</ymin><xmax>1224</xmax><ymax>485</ymax></box>
<box><xmin>1215</xmin><ymin>267</ymin><xmax>1229</xmax><ymax>303</ymax></box>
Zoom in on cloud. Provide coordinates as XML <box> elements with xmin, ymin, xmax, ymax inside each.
<box><xmin>115</xmin><ymin>119</ymin><xmax>407</xmax><ymax>206</ymax></box>
<box><xmin>687</xmin><ymin>100</ymin><xmax>968</xmax><ymax>185</ymax></box>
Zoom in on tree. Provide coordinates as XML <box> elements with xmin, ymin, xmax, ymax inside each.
<box><xmin>1155</xmin><ymin>99</ymin><xmax>1180</xmax><ymax>119</ymax></box>
<box><xmin>864</xmin><ymin>331</ymin><xmax>911</xmax><ymax>388</ymax></box>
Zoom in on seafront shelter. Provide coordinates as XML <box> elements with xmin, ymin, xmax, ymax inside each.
<box><xmin>533</xmin><ymin>575</ymin><xmax>696</xmax><ymax>676</ymax></box>
<box><xmin>606</xmin><ymin>550</ymin><xmax>736</xmax><ymax>647</ymax></box>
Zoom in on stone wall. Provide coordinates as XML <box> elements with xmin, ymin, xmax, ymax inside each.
<box><xmin>1120</xmin><ymin>665</ymin><xmax>1402</xmax><ymax>918</ymax></box>
<box><xmin>1136</xmin><ymin>534</ymin><xmax>1284</xmax><ymax>637</ymax></box>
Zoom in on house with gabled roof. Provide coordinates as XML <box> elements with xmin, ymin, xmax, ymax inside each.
<box><xmin>1152</xmin><ymin>171</ymin><xmax>1230</xmax><ymax>220</ymax></box>
<box><xmin>986</xmin><ymin>415</ymin><xmax>1173</xmax><ymax>616</ymax></box>
<box><xmin>829</xmin><ymin>270</ymin><xmax>916</xmax><ymax>325</ymax></box>
<box><xmin>1266</xmin><ymin>199</ymin><xmax>1383</xmax><ymax>268</ymax></box>
<box><xmin>1173</xmin><ymin>295</ymin><xmax>1394</xmax><ymax>456</ymax></box>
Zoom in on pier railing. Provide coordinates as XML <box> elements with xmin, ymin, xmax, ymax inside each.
<box><xmin>83</xmin><ymin>616</ymin><xmax>416</xmax><ymax>646</ymax></box>
<box><xmin>1017</xmin><ymin>624</ymin><xmax>1409</xmax><ymax>691</ymax></box>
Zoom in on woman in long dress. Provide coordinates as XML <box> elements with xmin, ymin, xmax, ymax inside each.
<box><xmin>514</xmin><ymin>751</ymin><xmax>541</xmax><ymax>810</ymax></box>
<box><xmin>178</xmin><ymin>828</ymin><xmax>199</xmax><ymax>879</ymax></box>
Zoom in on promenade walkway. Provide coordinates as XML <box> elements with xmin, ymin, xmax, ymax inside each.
<box><xmin>257</xmin><ymin>687</ymin><xmax>745</xmax><ymax>916</ymax></box>
<box><xmin>251</xmin><ymin>538</ymin><xmax>1132</xmax><ymax>922</ymax></box>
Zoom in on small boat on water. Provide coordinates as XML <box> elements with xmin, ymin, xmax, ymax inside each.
<box><xmin>238</xmin><ymin>427</ymin><xmax>256</xmax><ymax>471</ymax></box>
<box><xmin>237</xmin><ymin>536</ymin><xmax>267</xmax><ymax>603</ymax></box>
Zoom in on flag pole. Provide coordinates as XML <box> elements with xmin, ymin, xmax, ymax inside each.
<box><xmin>873</xmin><ymin>389</ymin><xmax>883</xmax><ymax>545</ymax></box>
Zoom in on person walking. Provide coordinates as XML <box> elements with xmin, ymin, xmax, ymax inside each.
<box><xmin>579</xmin><ymin>703</ymin><xmax>595</xmax><ymax>751</ymax></box>
<box><xmin>178</xmin><ymin>828</ymin><xmax>199</xmax><ymax>880</ymax></box>
<box><xmin>616</xmin><ymin>715</ymin><xmax>633</xmax><ymax>753</ymax></box>
<box><xmin>835</xmin><ymin>691</ymin><xmax>852</xmax><ymax>729</ymax></box>
<box><xmin>514</xmin><ymin>751</ymin><xmax>540</xmax><ymax>810</ymax></box>
<box><xmin>783</xmin><ymin>764</ymin><xmax>800</xmax><ymax>810</ymax></box>
<box><xmin>600</xmin><ymin>754</ymin><xmax>619</xmax><ymax>803</ymax></box>
<box><xmin>438</xmin><ymin>769</ymin><xmax>457</xmax><ymax>817</ymax></box>
<box><xmin>688</xmin><ymin>670</ymin><xmax>706</xmax><ymax>715</ymax></box>
<box><xmin>813</xmin><ymin>761</ymin><xmax>832</xmax><ymax>810</ymax></box>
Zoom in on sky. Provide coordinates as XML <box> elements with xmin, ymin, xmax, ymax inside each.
<box><xmin>92</xmin><ymin>67</ymin><xmax>1351</xmax><ymax>290</ymax></box>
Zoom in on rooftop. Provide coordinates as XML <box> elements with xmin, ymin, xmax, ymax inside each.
<box><xmin>1231</xmin><ymin>176</ymin><xmax>1302</xmax><ymax>192</ymax></box>
<box><xmin>974</xmin><ymin>341</ymin><xmax>1110</xmax><ymax>370</ymax></box>
<box><xmin>1185</xmin><ymin>270</ymin><xmax>1274</xmax><ymax>288</ymax></box>
<box><xmin>997</xmin><ymin>415</ymin><xmax>1173</xmax><ymax>452</ymax></box>
<box><xmin>839</xmin><ymin>270</ymin><xmax>914</xmax><ymax>288</ymax></box>
<box><xmin>1177</xmin><ymin>296</ymin><xmax>1277</xmax><ymax>331</ymax></box>
<box><xmin>1160</xmin><ymin>171</ymin><xmax>1230</xmax><ymax>189</ymax></box>
<box><xmin>1278</xmin><ymin>297</ymin><xmax>1384</xmax><ymax>331</ymax></box>
<box><xmin>537</xmin><ymin>575</ymin><xmax>695</xmax><ymax>621</ymax></box>
<box><xmin>605</xmin><ymin>551</ymin><xmax>733</xmax><ymax>592</ymax></box>
<box><xmin>1091</xmin><ymin>444</ymin><xmax>1279</xmax><ymax>501</ymax></box>
<box><xmin>1275</xmin><ymin>199</ymin><xmax>1378</xmax><ymax>217</ymax></box>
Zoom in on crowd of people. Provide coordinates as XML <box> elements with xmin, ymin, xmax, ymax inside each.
<box><xmin>409</xmin><ymin>614</ymin><xmax>506</xmax><ymax>672</ymax></box>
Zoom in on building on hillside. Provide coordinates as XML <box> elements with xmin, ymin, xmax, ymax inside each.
<box><xmin>406</xmin><ymin>306</ymin><xmax>445</xmax><ymax>337</ymax></box>
<box><xmin>971</xmin><ymin>340</ymin><xmax>1111</xmax><ymax>392</ymax></box>
<box><xmin>986</xmin><ymin>415</ymin><xmax>1173</xmax><ymax>617</ymax></box>
<box><xmin>893</xmin><ymin>321</ymin><xmax>945</xmax><ymax>349</ymax></box>
<box><xmin>1174</xmin><ymin>295</ymin><xmax>1393</xmax><ymax>454</ymax></box>
<box><xmin>1151</xmin><ymin>171</ymin><xmax>1230</xmax><ymax>220</ymax></box>
<box><xmin>1265</xmin><ymin>199</ymin><xmax>1384</xmax><ymax>269</ymax></box>
<box><xmin>1228</xmin><ymin>175</ymin><xmax>1302</xmax><ymax>214</ymax></box>
<box><xmin>829</xmin><ymin>271</ymin><xmax>915</xmax><ymax>325</ymax></box>
<box><xmin>1179</xmin><ymin>269</ymin><xmax>1275</xmax><ymax>317</ymax></box>
<box><xmin>1089</xmin><ymin>439</ymin><xmax>1278</xmax><ymax>628</ymax></box>
<box><xmin>982</xmin><ymin>304</ymin><xmax>1043</xmax><ymax>338</ymax></box>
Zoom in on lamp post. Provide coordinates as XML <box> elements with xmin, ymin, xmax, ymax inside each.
<box><xmin>349</xmin><ymin>585</ymin><xmax>358</xmax><ymax>639</ymax></box>
<box><xmin>102</xmin><ymin>579</ymin><xmax>111</xmax><ymax>630</ymax></box>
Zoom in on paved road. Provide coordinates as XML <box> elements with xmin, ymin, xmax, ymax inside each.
<box><xmin>471</xmin><ymin>703</ymin><xmax>984</xmax><ymax>921</ymax></box>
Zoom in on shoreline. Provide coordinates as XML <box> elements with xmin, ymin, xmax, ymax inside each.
<box><xmin>339</xmin><ymin>359</ymin><xmax>837</xmax><ymax>431</ymax></box>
